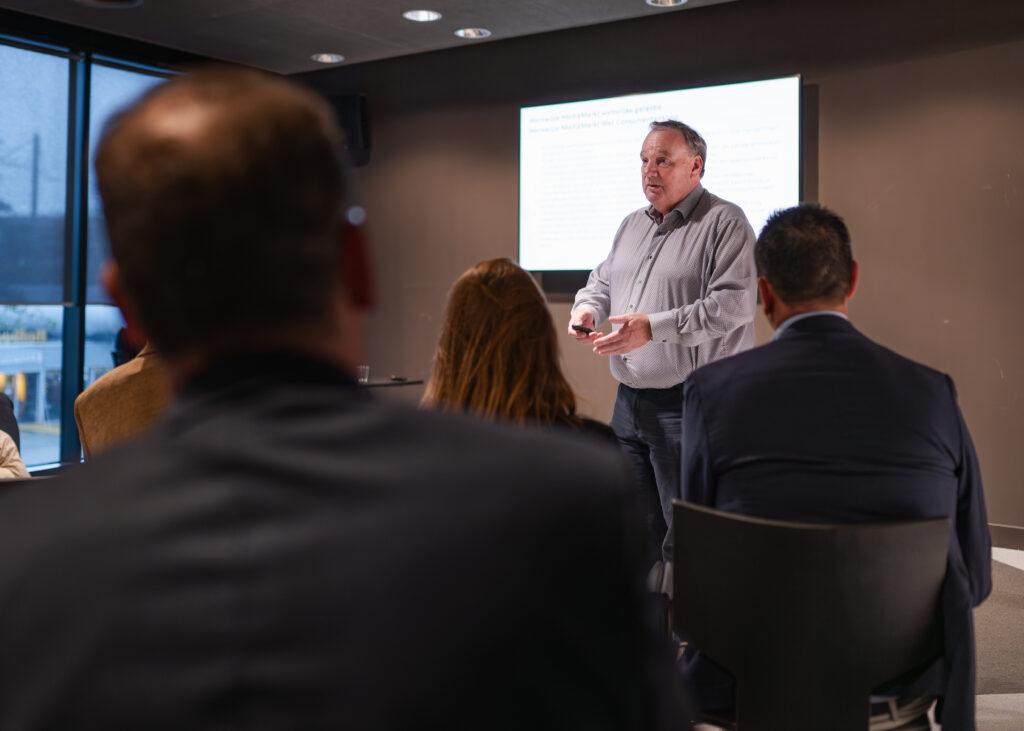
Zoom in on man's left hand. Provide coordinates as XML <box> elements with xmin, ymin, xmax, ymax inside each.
<box><xmin>593</xmin><ymin>314</ymin><xmax>653</xmax><ymax>356</ymax></box>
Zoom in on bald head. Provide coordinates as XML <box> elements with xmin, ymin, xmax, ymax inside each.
<box><xmin>95</xmin><ymin>68</ymin><xmax>352</xmax><ymax>359</ymax></box>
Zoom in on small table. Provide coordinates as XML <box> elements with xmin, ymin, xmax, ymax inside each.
<box><xmin>360</xmin><ymin>378</ymin><xmax>424</xmax><ymax>389</ymax></box>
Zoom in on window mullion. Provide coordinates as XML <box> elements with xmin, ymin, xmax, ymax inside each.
<box><xmin>59</xmin><ymin>53</ymin><xmax>91</xmax><ymax>463</ymax></box>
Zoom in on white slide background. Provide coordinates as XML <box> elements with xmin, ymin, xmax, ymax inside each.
<box><xmin>519</xmin><ymin>76</ymin><xmax>801</xmax><ymax>271</ymax></box>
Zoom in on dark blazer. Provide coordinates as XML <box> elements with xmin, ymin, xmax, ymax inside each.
<box><xmin>680</xmin><ymin>314</ymin><xmax>991</xmax><ymax>730</ymax></box>
<box><xmin>0</xmin><ymin>354</ymin><xmax>686</xmax><ymax>730</ymax></box>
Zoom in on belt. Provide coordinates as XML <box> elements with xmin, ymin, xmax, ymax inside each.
<box><xmin>619</xmin><ymin>382</ymin><xmax>684</xmax><ymax>394</ymax></box>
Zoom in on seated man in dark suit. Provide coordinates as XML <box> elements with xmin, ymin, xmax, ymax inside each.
<box><xmin>680</xmin><ymin>203</ymin><xmax>991</xmax><ymax>730</ymax></box>
<box><xmin>0</xmin><ymin>68</ymin><xmax>686</xmax><ymax>729</ymax></box>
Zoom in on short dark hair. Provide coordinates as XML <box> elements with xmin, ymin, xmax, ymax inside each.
<box><xmin>94</xmin><ymin>68</ymin><xmax>350</xmax><ymax>358</ymax></box>
<box><xmin>650</xmin><ymin>120</ymin><xmax>707</xmax><ymax>178</ymax></box>
<box><xmin>755</xmin><ymin>203</ymin><xmax>854</xmax><ymax>305</ymax></box>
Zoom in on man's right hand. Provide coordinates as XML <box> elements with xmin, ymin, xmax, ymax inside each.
<box><xmin>568</xmin><ymin>310</ymin><xmax>600</xmax><ymax>343</ymax></box>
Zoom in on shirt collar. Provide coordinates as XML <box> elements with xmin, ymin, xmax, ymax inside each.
<box><xmin>771</xmin><ymin>310</ymin><xmax>849</xmax><ymax>341</ymax></box>
<box><xmin>644</xmin><ymin>183</ymin><xmax>705</xmax><ymax>227</ymax></box>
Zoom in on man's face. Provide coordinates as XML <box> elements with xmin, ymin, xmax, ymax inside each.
<box><xmin>640</xmin><ymin>128</ymin><xmax>702</xmax><ymax>215</ymax></box>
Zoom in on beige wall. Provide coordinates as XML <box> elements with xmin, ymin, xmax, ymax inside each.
<box><xmin>305</xmin><ymin>0</ymin><xmax>1024</xmax><ymax>528</ymax></box>
<box><xmin>815</xmin><ymin>42</ymin><xmax>1024</xmax><ymax>527</ymax></box>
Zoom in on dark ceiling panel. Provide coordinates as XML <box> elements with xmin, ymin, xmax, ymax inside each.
<box><xmin>0</xmin><ymin>0</ymin><xmax>740</xmax><ymax>73</ymax></box>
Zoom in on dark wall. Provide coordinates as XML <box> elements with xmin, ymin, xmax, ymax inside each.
<box><xmin>301</xmin><ymin>0</ymin><xmax>1024</xmax><ymax>531</ymax></box>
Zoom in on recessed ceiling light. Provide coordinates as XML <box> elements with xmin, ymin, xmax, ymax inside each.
<box><xmin>454</xmin><ymin>28</ymin><xmax>492</xmax><ymax>40</ymax></box>
<box><xmin>646</xmin><ymin>0</ymin><xmax>688</xmax><ymax>7</ymax></box>
<box><xmin>311</xmin><ymin>53</ymin><xmax>345</xmax><ymax>64</ymax></box>
<box><xmin>403</xmin><ymin>10</ymin><xmax>442</xmax><ymax>22</ymax></box>
<box><xmin>73</xmin><ymin>0</ymin><xmax>144</xmax><ymax>8</ymax></box>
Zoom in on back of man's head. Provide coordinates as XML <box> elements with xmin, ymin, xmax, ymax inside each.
<box><xmin>755</xmin><ymin>203</ymin><xmax>853</xmax><ymax>306</ymax></box>
<box><xmin>94</xmin><ymin>68</ymin><xmax>349</xmax><ymax>359</ymax></box>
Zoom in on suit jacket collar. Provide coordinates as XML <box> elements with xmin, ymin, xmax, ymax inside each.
<box><xmin>775</xmin><ymin>312</ymin><xmax>858</xmax><ymax>340</ymax></box>
<box><xmin>177</xmin><ymin>353</ymin><xmax>360</xmax><ymax>403</ymax></box>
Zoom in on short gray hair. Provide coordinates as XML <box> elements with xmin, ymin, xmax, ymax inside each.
<box><xmin>649</xmin><ymin>120</ymin><xmax>707</xmax><ymax>178</ymax></box>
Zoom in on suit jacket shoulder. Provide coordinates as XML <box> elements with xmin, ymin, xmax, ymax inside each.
<box><xmin>74</xmin><ymin>344</ymin><xmax>170</xmax><ymax>458</ymax></box>
<box><xmin>682</xmin><ymin>312</ymin><xmax>986</xmax><ymax>530</ymax></box>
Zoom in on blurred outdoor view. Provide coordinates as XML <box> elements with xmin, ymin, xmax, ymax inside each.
<box><xmin>0</xmin><ymin>305</ymin><xmax>124</xmax><ymax>465</ymax></box>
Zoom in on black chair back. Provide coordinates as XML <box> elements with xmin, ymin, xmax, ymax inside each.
<box><xmin>672</xmin><ymin>500</ymin><xmax>949</xmax><ymax>731</ymax></box>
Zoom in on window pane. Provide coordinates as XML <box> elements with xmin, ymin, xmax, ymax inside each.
<box><xmin>0</xmin><ymin>44</ymin><xmax>68</xmax><ymax>303</ymax></box>
<box><xmin>86</xmin><ymin>64</ymin><xmax>164</xmax><ymax>304</ymax></box>
<box><xmin>0</xmin><ymin>305</ymin><xmax>63</xmax><ymax>466</ymax></box>
<box><xmin>84</xmin><ymin>303</ymin><xmax>127</xmax><ymax>388</ymax></box>
<box><xmin>0</xmin><ymin>41</ymin><xmax>68</xmax><ymax>468</ymax></box>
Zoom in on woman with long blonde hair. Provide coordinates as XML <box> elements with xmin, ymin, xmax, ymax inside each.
<box><xmin>423</xmin><ymin>258</ymin><xmax>614</xmax><ymax>440</ymax></box>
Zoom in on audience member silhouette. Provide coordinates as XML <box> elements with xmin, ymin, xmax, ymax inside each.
<box><xmin>112</xmin><ymin>326</ymin><xmax>143</xmax><ymax>367</ymax></box>
<box><xmin>680</xmin><ymin>203</ymin><xmax>991</xmax><ymax>730</ymax></box>
<box><xmin>0</xmin><ymin>393</ymin><xmax>28</xmax><ymax>479</ymax></box>
<box><xmin>0</xmin><ymin>393</ymin><xmax>19</xmax><ymax>452</ymax></box>
<box><xmin>424</xmin><ymin>257</ymin><xmax>616</xmax><ymax>442</ymax></box>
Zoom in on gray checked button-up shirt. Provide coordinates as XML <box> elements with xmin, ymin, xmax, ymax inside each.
<box><xmin>573</xmin><ymin>184</ymin><xmax>757</xmax><ymax>389</ymax></box>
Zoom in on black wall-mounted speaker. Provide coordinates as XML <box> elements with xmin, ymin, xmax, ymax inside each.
<box><xmin>327</xmin><ymin>93</ymin><xmax>371</xmax><ymax>167</ymax></box>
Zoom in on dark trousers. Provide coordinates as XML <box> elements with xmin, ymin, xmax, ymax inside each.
<box><xmin>610</xmin><ymin>382</ymin><xmax>683</xmax><ymax>564</ymax></box>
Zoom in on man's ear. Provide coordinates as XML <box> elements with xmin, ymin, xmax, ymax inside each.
<box><xmin>100</xmin><ymin>262</ymin><xmax>147</xmax><ymax>345</ymax></box>
<box><xmin>340</xmin><ymin>224</ymin><xmax>374</xmax><ymax>309</ymax></box>
<box><xmin>757</xmin><ymin>277</ymin><xmax>775</xmax><ymax>320</ymax></box>
<box><xmin>846</xmin><ymin>260</ymin><xmax>859</xmax><ymax>301</ymax></box>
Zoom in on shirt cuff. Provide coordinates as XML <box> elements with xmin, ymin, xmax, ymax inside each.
<box><xmin>572</xmin><ymin>304</ymin><xmax>600</xmax><ymax>323</ymax></box>
<box><xmin>648</xmin><ymin>310</ymin><xmax>677</xmax><ymax>344</ymax></box>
